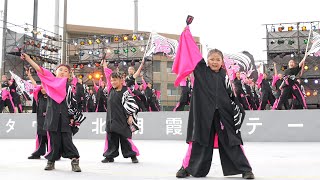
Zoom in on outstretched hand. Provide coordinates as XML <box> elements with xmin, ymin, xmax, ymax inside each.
<box><xmin>71</xmin><ymin>69</ymin><xmax>75</xmax><ymax>78</ymax></box>
<box><xmin>101</xmin><ymin>59</ymin><xmax>109</xmax><ymax>67</ymax></box>
<box><xmin>20</xmin><ymin>53</ymin><xmax>31</xmax><ymax>61</ymax></box>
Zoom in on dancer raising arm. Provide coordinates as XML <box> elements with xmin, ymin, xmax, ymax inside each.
<box><xmin>21</xmin><ymin>53</ymin><xmax>85</xmax><ymax>172</ymax></box>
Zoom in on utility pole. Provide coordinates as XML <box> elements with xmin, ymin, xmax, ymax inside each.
<box><xmin>0</xmin><ymin>0</ymin><xmax>8</xmax><ymax>77</ymax></box>
<box><xmin>62</xmin><ymin>0</ymin><xmax>67</xmax><ymax>64</ymax></box>
<box><xmin>33</xmin><ymin>0</ymin><xmax>38</xmax><ymax>38</ymax></box>
<box><xmin>134</xmin><ymin>0</ymin><xmax>138</xmax><ymax>33</ymax></box>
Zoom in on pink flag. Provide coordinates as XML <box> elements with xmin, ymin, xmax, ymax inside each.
<box><xmin>256</xmin><ymin>73</ymin><xmax>263</xmax><ymax>89</ymax></box>
<box><xmin>37</xmin><ymin>67</ymin><xmax>68</xmax><ymax>104</ymax></box>
<box><xmin>172</xmin><ymin>26</ymin><xmax>202</xmax><ymax>87</ymax></box>
<box><xmin>32</xmin><ymin>85</ymin><xmax>42</xmax><ymax>104</ymax></box>
<box><xmin>155</xmin><ymin>90</ymin><xmax>161</xmax><ymax>99</ymax></box>
<box><xmin>272</xmin><ymin>75</ymin><xmax>279</xmax><ymax>87</ymax></box>
<box><xmin>104</xmin><ymin>67</ymin><xmax>113</xmax><ymax>93</ymax></box>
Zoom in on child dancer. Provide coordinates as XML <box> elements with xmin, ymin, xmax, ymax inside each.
<box><xmin>173</xmin><ymin>25</ymin><xmax>254</xmax><ymax>179</ymax></box>
<box><xmin>26</xmin><ymin>68</ymin><xmax>49</xmax><ymax>159</ymax></box>
<box><xmin>125</xmin><ymin>60</ymin><xmax>146</xmax><ymax>111</ymax></box>
<box><xmin>21</xmin><ymin>53</ymin><xmax>85</xmax><ymax>172</ymax></box>
<box><xmin>0</xmin><ymin>75</ymin><xmax>15</xmax><ymax>113</ymax></box>
<box><xmin>101</xmin><ymin>60</ymin><xmax>140</xmax><ymax>164</ymax></box>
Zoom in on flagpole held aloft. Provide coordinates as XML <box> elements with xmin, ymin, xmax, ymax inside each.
<box><xmin>142</xmin><ymin>32</ymin><xmax>152</xmax><ymax>62</ymax></box>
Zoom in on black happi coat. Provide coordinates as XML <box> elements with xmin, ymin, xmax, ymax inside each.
<box><xmin>261</xmin><ymin>79</ymin><xmax>273</xmax><ymax>93</ymax></box>
<box><xmin>36</xmin><ymin>92</ymin><xmax>48</xmax><ymax>135</ymax></box>
<box><xmin>186</xmin><ymin>59</ymin><xmax>245</xmax><ymax>147</ymax></box>
<box><xmin>233</xmin><ymin>79</ymin><xmax>245</xmax><ymax>95</ymax></box>
<box><xmin>244</xmin><ymin>84</ymin><xmax>252</xmax><ymax>96</ymax></box>
<box><xmin>96</xmin><ymin>86</ymin><xmax>108</xmax><ymax>105</ymax></box>
<box><xmin>75</xmin><ymin>83</ymin><xmax>85</xmax><ymax>102</ymax></box>
<box><xmin>106</xmin><ymin>86</ymin><xmax>138</xmax><ymax>138</ymax></box>
<box><xmin>44</xmin><ymin>84</ymin><xmax>76</xmax><ymax>133</ymax></box>
<box><xmin>284</xmin><ymin>66</ymin><xmax>301</xmax><ymax>86</ymax></box>
<box><xmin>9</xmin><ymin>79</ymin><xmax>21</xmax><ymax>105</ymax></box>
<box><xmin>87</xmin><ymin>93</ymin><xmax>96</xmax><ymax>110</ymax></box>
<box><xmin>274</xmin><ymin>79</ymin><xmax>283</xmax><ymax>98</ymax></box>
<box><xmin>1</xmin><ymin>81</ymin><xmax>9</xmax><ymax>88</ymax></box>
<box><xmin>179</xmin><ymin>79</ymin><xmax>191</xmax><ymax>103</ymax></box>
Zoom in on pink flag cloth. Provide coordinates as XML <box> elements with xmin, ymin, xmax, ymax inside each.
<box><xmin>272</xmin><ymin>75</ymin><xmax>279</xmax><ymax>87</ymax></box>
<box><xmin>32</xmin><ymin>85</ymin><xmax>42</xmax><ymax>103</ymax></box>
<box><xmin>1</xmin><ymin>89</ymin><xmax>10</xmax><ymax>101</ymax></box>
<box><xmin>93</xmin><ymin>81</ymin><xmax>99</xmax><ymax>93</ymax></box>
<box><xmin>256</xmin><ymin>73</ymin><xmax>263</xmax><ymax>89</ymax></box>
<box><xmin>134</xmin><ymin>82</ymin><xmax>139</xmax><ymax>90</ymax></box>
<box><xmin>179</xmin><ymin>80</ymin><xmax>187</xmax><ymax>86</ymax></box>
<box><xmin>103</xmin><ymin>67</ymin><xmax>113</xmax><ymax>93</ymax></box>
<box><xmin>142</xmin><ymin>79</ymin><xmax>147</xmax><ymax>90</ymax></box>
<box><xmin>37</xmin><ymin>67</ymin><xmax>68</xmax><ymax>104</ymax></box>
<box><xmin>172</xmin><ymin>25</ymin><xmax>203</xmax><ymax>87</ymax></box>
<box><xmin>155</xmin><ymin>90</ymin><xmax>161</xmax><ymax>99</ymax></box>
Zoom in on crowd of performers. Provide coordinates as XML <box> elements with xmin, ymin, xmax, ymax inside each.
<box><xmin>174</xmin><ymin>58</ymin><xmax>307</xmax><ymax>111</ymax></box>
<box><xmin>20</xmin><ymin>53</ymin><xmax>145</xmax><ymax>172</ymax></box>
<box><xmin>1</xmin><ymin>56</ymin><xmax>307</xmax><ymax>113</ymax></box>
<box><xmin>0</xmin><ymin>63</ymin><xmax>161</xmax><ymax>114</ymax></box>
<box><xmin>72</xmin><ymin>68</ymin><xmax>161</xmax><ymax>113</ymax></box>
<box><xmin>0</xmin><ymin>75</ymin><xmax>24</xmax><ymax>113</ymax></box>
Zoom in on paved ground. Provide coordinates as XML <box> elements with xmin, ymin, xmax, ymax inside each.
<box><xmin>0</xmin><ymin>140</ymin><xmax>319</xmax><ymax>180</ymax></box>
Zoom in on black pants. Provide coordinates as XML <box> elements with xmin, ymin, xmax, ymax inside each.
<box><xmin>260</xmin><ymin>91</ymin><xmax>275</xmax><ymax>110</ymax></box>
<box><xmin>182</xmin><ymin>112</ymin><xmax>252</xmax><ymax>177</ymax></box>
<box><xmin>0</xmin><ymin>99</ymin><xmax>14</xmax><ymax>113</ymax></box>
<box><xmin>87</xmin><ymin>106</ymin><xmax>95</xmax><ymax>112</ymax></box>
<box><xmin>275</xmin><ymin>94</ymin><xmax>290</xmax><ymax>110</ymax></box>
<box><xmin>134</xmin><ymin>96</ymin><xmax>147</xmax><ymax>112</ymax></box>
<box><xmin>152</xmin><ymin>101</ymin><xmax>160</xmax><ymax>111</ymax></box>
<box><xmin>236</xmin><ymin>93</ymin><xmax>249</xmax><ymax>110</ymax></box>
<box><xmin>146</xmin><ymin>100</ymin><xmax>160</xmax><ymax>111</ymax></box>
<box><xmin>291</xmin><ymin>99</ymin><xmax>304</xmax><ymax>109</ymax></box>
<box><xmin>77</xmin><ymin>100</ymin><xmax>85</xmax><ymax>112</ymax></box>
<box><xmin>13</xmin><ymin>96</ymin><xmax>22</xmax><ymax>113</ymax></box>
<box><xmin>277</xmin><ymin>84</ymin><xmax>306</xmax><ymax>110</ymax></box>
<box><xmin>246</xmin><ymin>95</ymin><xmax>257</xmax><ymax>110</ymax></box>
<box><xmin>31</xmin><ymin>134</ymin><xmax>48</xmax><ymax>157</ymax></box>
<box><xmin>97</xmin><ymin>99</ymin><xmax>106</xmax><ymax>112</ymax></box>
<box><xmin>103</xmin><ymin>132</ymin><xmax>139</xmax><ymax>159</ymax></box>
<box><xmin>45</xmin><ymin>120</ymin><xmax>79</xmax><ymax>162</ymax></box>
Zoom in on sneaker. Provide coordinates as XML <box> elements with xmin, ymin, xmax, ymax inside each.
<box><xmin>176</xmin><ymin>166</ymin><xmax>190</xmax><ymax>178</ymax></box>
<box><xmin>131</xmin><ymin>156</ymin><xmax>139</xmax><ymax>163</ymax></box>
<box><xmin>44</xmin><ymin>161</ymin><xmax>55</xmax><ymax>170</ymax></box>
<box><xmin>28</xmin><ymin>155</ymin><xmax>40</xmax><ymax>159</ymax></box>
<box><xmin>242</xmin><ymin>171</ymin><xmax>255</xmax><ymax>179</ymax></box>
<box><xmin>71</xmin><ymin>159</ymin><xmax>81</xmax><ymax>172</ymax></box>
<box><xmin>101</xmin><ymin>157</ymin><xmax>114</xmax><ymax>163</ymax></box>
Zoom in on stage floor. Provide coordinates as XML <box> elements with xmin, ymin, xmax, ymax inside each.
<box><xmin>0</xmin><ymin>140</ymin><xmax>319</xmax><ymax>180</ymax></box>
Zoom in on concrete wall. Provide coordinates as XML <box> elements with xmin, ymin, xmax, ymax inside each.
<box><xmin>0</xmin><ymin>110</ymin><xmax>319</xmax><ymax>142</ymax></box>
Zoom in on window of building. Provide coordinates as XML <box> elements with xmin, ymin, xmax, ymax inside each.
<box><xmin>153</xmin><ymin>61</ymin><xmax>161</xmax><ymax>72</ymax></box>
<box><xmin>153</xmin><ymin>83</ymin><xmax>161</xmax><ymax>91</ymax></box>
<box><xmin>167</xmin><ymin>61</ymin><xmax>173</xmax><ymax>73</ymax></box>
<box><xmin>167</xmin><ymin>83</ymin><xmax>179</xmax><ymax>96</ymax></box>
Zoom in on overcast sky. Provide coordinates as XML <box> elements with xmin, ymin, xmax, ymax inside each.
<box><xmin>0</xmin><ymin>0</ymin><xmax>319</xmax><ymax>62</ymax></box>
